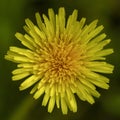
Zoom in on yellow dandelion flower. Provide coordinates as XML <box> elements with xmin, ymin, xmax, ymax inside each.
<box><xmin>5</xmin><ymin>7</ymin><xmax>114</xmax><ymax>114</ymax></box>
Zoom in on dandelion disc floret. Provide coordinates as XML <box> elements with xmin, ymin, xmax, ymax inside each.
<box><xmin>5</xmin><ymin>7</ymin><xmax>114</xmax><ymax>114</ymax></box>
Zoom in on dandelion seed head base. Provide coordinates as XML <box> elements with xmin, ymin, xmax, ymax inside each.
<box><xmin>5</xmin><ymin>7</ymin><xmax>114</xmax><ymax>114</ymax></box>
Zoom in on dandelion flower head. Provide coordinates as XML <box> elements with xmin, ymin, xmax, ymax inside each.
<box><xmin>5</xmin><ymin>7</ymin><xmax>114</xmax><ymax>114</ymax></box>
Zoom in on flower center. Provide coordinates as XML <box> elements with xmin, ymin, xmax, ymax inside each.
<box><xmin>46</xmin><ymin>42</ymin><xmax>81</xmax><ymax>80</ymax></box>
<box><xmin>51</xmin><ymin>53</ymin><xmax>69</xmax><ymax>74</ymax></box>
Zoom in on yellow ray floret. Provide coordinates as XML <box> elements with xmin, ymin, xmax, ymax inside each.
<box><xmin>5</xmin><ymin>7</ymin><xmax>114</xmax><ymax>114</ymax></box>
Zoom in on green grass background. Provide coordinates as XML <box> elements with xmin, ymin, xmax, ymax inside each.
<box><xmin>0</xmin><ymin>0</ymin><xmax>120</xmax><ymax>120</ymax></box>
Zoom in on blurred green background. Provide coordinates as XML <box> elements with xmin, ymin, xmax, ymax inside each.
<box><xmin>0</xmin><ymin>0</ymin><xmax>120</xmax><ymax>120</ymax></box>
